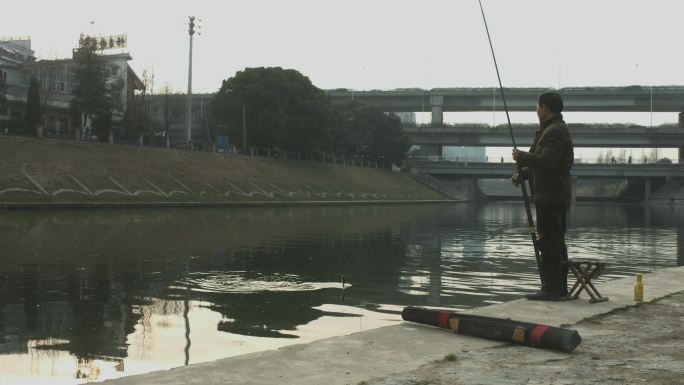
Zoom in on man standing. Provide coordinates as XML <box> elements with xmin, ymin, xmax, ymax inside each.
<box><xmin>512</xmin><ymin>92</ymin><xmax>574</xmax><ymax>301</ymax></box>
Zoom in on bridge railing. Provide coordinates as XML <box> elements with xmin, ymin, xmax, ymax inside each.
<box><xmin>408</xmin><ymin>155</ymin><xmax>489</xmax><ymax>164</ymax></box>
<box><xmin>407</xmin><ymin>122</ymin><xmax>680</xmax><ymax>131</ymax></box>
<box><xmin>408</xmin><ymin>155</ymin><xmax>682</xmax><ymax>165</ymax></box>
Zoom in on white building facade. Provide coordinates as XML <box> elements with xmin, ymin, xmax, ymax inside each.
<box><xmin>0</xmin><ymin>37</ymin><xmax>143</xmax><ymax>136</ymax></box>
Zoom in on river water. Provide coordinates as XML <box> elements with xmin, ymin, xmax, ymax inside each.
<box><xmin>0</xmin><ymin>202</ymin><xmax>682</xmax><ymax>384</ymax></box>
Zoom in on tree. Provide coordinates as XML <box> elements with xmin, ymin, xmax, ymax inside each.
<box><xmin>332</xmin><ymin>101</ymin><xmax>410</xmax><ymax>168</ymax></box>
<box><xmin>605</xmin><ymin>149</ymin><xmax>614</xmax><ymax>164</ymax></box>
<box><xmin>211</xmin><ymin>67</ymin><xmax>333</xmax><ymax>155</ymax></box>
<box><xmin>25</xmin><ymin>77</ymin><xmax>42</xmax><ymax>131</ymax></box>
<box><xmin>70</xmin><ymin>44</ymin><xmax>113</xmax><ymax>141</ymax></box>
<box><xmin>648</xmin><ymin>148</ymin><xmax>659</xmax><ymax>163</ymax></box>
<box><xmin>157</xmin><ymin>83</ymin><xmax>184</xmax><ymax>137</ymax></box>
<box><xmin>373</xmin><ymin>112</ymin><xmax>410</xmax><ymax>168</ymax></box>
<box><xmin>331</xmin><ymin>101</ymin><xmax>374</xmax><ymax>156</ymax></box>
<box><xmin>142</xmin><ymin>67</ymin><xmax>154</xmax><ymax>97</ymax></box>
<box><xmin>120</xmin><ymin>93</ymin><xmax>159</xmax><ymax>140</ymax></box>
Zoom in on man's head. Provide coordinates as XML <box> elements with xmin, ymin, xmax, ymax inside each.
<box><xmin>536</xmin><ymin>92</ymin><xmax>563</xmax><ymax>122</ymax></box>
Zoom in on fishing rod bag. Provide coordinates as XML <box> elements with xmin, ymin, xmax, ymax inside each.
<box><xmin>402</xmin><ymin>306</ymin><xmax>581</xmax><ymax>352</ymax></box>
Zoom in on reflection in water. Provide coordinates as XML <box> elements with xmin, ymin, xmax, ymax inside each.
<box><xmin>0</xmin><ymin>202</ymin><xmax>682</xmax><ymax>384</ymax></box>
<box><xmin>183</xmin><ymin>287</ymin><xmax>190</xmax><ymax>367</ymax></box>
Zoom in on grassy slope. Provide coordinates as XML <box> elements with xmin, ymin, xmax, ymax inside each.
<box><xmin>0</xmin><ymin>136</ymin><xmax>447</xmax><ymax>204</ymax></box>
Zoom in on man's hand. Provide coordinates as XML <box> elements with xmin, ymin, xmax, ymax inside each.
<box><xmin>511</xmin><ymin>171</ymin><xmax>522</xmax><ymax>187</ymax></box>
<box><xmin>512</xmin><ymin>148</ymin><xmax>521</xmax><ymax>161</ymax></box>
<box><xmin>511</xmin><ymin>148</ymin><xmax>523</xmax><ymax>187</ymax></box>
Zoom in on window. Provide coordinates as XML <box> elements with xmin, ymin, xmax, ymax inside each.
<box><xmin>0</xmin><ymin>107</ymin><xmax>7</xmax><ymax>116</ymax></box>
<box><xmin>57</xmin><ymin>81</ymin><xmax>65</xmax><ymax>92</ymax></box>
<box><xmin>111</xmin><ymin>65</ymin><xmax>120</xmax><ymax>76</ymax></box>
<box><xmin>0</xmin><ymin>71</ymin><xmax>7</xmax><ymax>81</ymax></box>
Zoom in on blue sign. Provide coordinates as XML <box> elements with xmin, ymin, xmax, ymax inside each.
<box><xmin>217</xmin><ymin>135</ymin><xmax>229</xmax><ymax>150</ymax></box>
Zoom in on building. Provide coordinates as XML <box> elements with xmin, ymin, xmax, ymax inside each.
<box><xmin>147</xmin><ymin>93</ymin><xmax>212</xmax><ymax>148</ymax></box>
<box><xmin>0</xmin><ymin>37</ymin><xmax>34</xmax><ymax>123</ymax></box>
<box><xmin>0</xmin><ymin>37</ymin><xmax>144</xmax><ymax>136</ymax></box>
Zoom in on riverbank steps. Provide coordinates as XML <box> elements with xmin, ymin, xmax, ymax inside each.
<box><xmin>0</xmin><ymin>136</ymin><xmax>452</xmax><ymax>206</ymax></box>
<box><xmin>100</xmin><ymin>266</ymin><xmax>684</xmax><ymax>385</ymax></box>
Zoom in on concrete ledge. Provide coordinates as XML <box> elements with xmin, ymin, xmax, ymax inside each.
<box><xmin>103</xmin><ymin>266</ymin><xmax>684</xmax><ymax>385</ymax></box>
<box><xmin>0</xmin><ymin>199</ymin><xmax>459</xmax><ymax>210</ymax></box>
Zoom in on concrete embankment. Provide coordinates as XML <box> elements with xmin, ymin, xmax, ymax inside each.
<box><xmin>0</xmin><ymin>136</ymin><xmax>455</xmax><ymax>207</ymax></box>
<box><xmin>102</xmin><ymin>266</ymin><xmax>684</xmax><ymax>385</ymax></box>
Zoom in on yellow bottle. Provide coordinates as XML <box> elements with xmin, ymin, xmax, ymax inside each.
<box><xmin>634</xmin><ymin>273</ymin><xmax>644</xmax><ymax>302</ymax></box>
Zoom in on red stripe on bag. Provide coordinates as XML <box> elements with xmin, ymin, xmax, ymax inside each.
<box><xmin>438</xmin><ymin>311</ymin><xmax>450</xmax><ymax>329</ymax></box>
<box><xmin>530</xmin><ymin>325</ymin><xmax>549</xmax><ymax>346</ymax></box>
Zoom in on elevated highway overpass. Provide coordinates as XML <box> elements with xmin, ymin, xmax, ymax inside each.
<box><xmin>327</xmin><ymin>86</ymin><xmax>684</xmax><ymax>125</ymax></box>
<box><xmin>403</xmin><ymin>123</ymin><xmax>684</xmax><ymax>148</ymax></box>
<box><xmin>329</xmin><ymin>86</ymin><xmax>684</xmax><ymax>161</ymax></box>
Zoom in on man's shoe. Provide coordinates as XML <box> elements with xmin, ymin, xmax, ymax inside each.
<box><xmin>525</xmin><ymin>290</ymin><xmax>564</xmax><ymax>301</ymax></box>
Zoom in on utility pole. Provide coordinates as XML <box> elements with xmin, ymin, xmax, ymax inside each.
<box><xmin>186</xmin><ymin>16</ymin><xmax>196</xmax><ymax>149</ymax></box>
<box><xmin>651</xmin><ymin>85</ymin><xmax>656</xmax><ymax>161</ymax></box>
<box><xmin>242</xmin><ymin>104</ymin><xmax>247</xmax><ymax>153</ymax></box>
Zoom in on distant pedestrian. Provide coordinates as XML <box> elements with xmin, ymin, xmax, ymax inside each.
<box><xmin>501</xmin><ymin>156</ymin><xmax>504</xmax><ymax>163</ymax></box>
<box><xmin>628</xmin><ymin>156</ymin><xmax>632</xmax><ymax>164</ymax></box>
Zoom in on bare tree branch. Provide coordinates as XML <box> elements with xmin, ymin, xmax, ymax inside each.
<box><xmin>22</xmin><ymin>62</ymin><xmax>62</xmax><ymax>109</ymax></box>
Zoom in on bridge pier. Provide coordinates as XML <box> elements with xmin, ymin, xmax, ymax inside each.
<box><xmin>430</xmin><ymin>95</ymin><xmax>443</xmax><ymax>126</ymax></box>
<box><xmin>644</xmin><ymin>205</ymin><xmax>651</xmax><ymax>228</ymax></box>
<box><xmin>469</xmin><ymin>178</ymin><xmax>480</xmax><ymax>201</ymax></box>
<box><xmin>423</xmin><ymin>144</ymin><xmax>443</xmax><ymax>157</ymax></box>
<box><xmin>644</xmin><ymin>177</ymin><xmax>652</xmax><ymax>201</ymax></box>
<box><xmin>678</xmin><ymin>227</ymin><xmax>684</xmax><ymax>267</ymax></box>
<box><xmin>678</xmin><ymin>112</ymin><xmax>684</xmax><ymax>163</ymax></box>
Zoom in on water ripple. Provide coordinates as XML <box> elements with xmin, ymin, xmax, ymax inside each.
<box><xmin>179</xmin><ymin>272</ymin><xmax>344</xmax><ymax>294</ymax></box>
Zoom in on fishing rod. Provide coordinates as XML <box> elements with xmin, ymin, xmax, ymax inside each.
<box><xmin>477</xmin><ymin>0</ymin><xmax>543</xmax><ymax>286</ymax></box>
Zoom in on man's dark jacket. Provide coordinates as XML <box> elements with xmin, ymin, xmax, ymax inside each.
<box><xmin>516</xmin><ymin>114</ymin><xmax>574</xmax><ymax>205</ymax></box>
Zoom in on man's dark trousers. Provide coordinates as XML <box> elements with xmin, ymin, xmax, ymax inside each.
<box><xmin>536</xmin><ymin>204</ymin><xmax>569</xmax><ymax>295</ymax></box>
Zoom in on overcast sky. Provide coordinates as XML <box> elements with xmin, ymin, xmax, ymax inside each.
<box><xmin>6</xmin><ymin>0</ymin><xmax>681</xmax><ymax>157</ymax></box>
<box><xmin>6</xmin><ymin>0</ymin><xmax>684</xmax><ymax>94</ymax></box>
